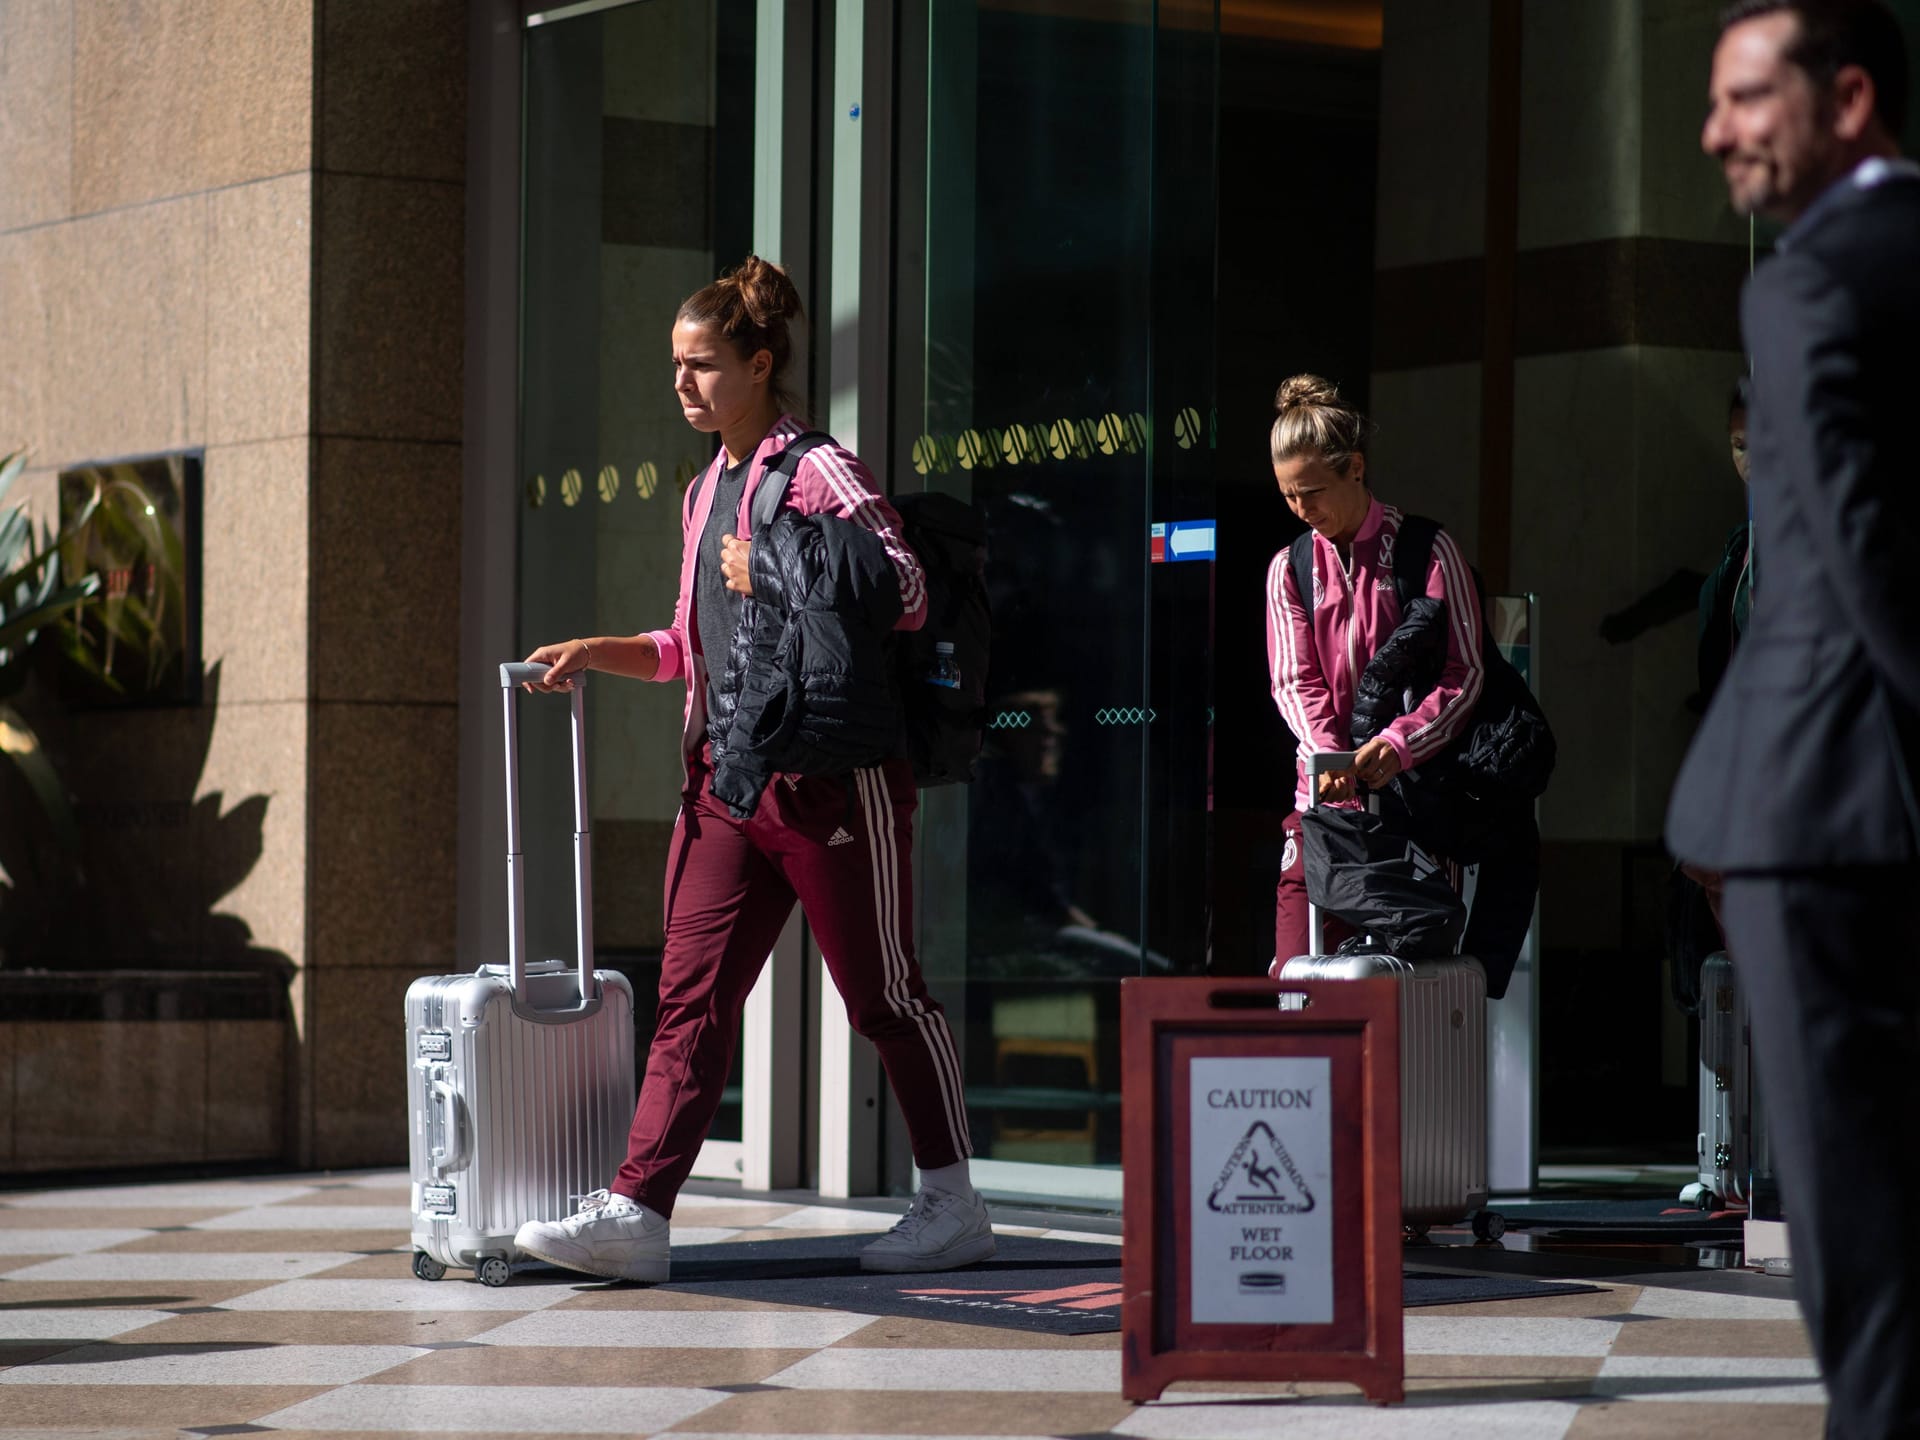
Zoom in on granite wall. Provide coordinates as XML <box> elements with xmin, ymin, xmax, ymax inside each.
<box><xmin>0</xmin><ymin>0</ymin><xmax>466</xmax><ymax>1170</ymax></box>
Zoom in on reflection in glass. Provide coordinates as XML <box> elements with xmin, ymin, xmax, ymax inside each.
<box><xmin>54</xmin><ymin>454</ymin><xmax>200</xmax><ymax>707</ymax></box>
<box><xmin>519</xmin><ymin>4</ymin><xmax>754</xmax><ymax>1140</ymax></box>
<box><xmin>909</xmin><ymin>1</ymin><xmax>1202</xmax><ymax>1171</ymax></box>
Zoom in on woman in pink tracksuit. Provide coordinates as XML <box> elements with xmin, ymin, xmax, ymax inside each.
<box><xmin>511</xmin><ymin>257</ymin><xmax>992</xmax><ymax>1284</ymax></box>
<box><xmin>1263</xmin><ymin>374</ymin><xmax>1487</xmax><ymax>964</ymax></box>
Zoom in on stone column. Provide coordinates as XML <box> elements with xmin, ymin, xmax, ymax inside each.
<box><xmin>302</xmin><ymin>0</ymin><xmax>467</xmax><ymax>1167</ymax></box>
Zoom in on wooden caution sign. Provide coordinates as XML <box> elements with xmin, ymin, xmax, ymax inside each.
<box><xmin>1119</xmin><ymin>977</ymin><xmax>1403</xmax><ymax>1405</ymax></box>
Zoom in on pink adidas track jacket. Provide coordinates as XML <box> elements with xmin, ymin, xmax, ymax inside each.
<box><xmin>1265</xmin><ymin>498</ymin><xmax>1485</xmax><ymax>812</ymax></box>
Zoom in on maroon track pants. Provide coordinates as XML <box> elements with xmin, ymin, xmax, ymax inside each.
<box><xmin>613</xmin><ymin>754</ymin><xmax>972</xmax><ymax>1216</ymax></box>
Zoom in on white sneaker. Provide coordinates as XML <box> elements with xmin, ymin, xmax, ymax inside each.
<box><xmin>514</xmin><ymin>1189</ymin><xmax>669</xmax><ymax>1283</ymax></box>
<box><xmin>860</xmin><ymin>1186</ymin><xmax>996</xmax><ymax>1273</ymax></box>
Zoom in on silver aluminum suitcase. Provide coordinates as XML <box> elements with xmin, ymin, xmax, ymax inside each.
<box><xmin>1277</xmin><ymin>750</ymin><xmax>1502</xmax><ymax>1241</ymax></box>
<box><xmin>1680</xmin><ymin>951</ymin><xmax>1771</xmax><ymax>1210</ymax></box>
<box><xmin>406</xmin><ymin>663</ymin><xmax>636</xmax><ymax>1286</ymax></box>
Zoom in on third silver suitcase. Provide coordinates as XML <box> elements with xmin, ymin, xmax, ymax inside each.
<box><xmin>1680</xmin><ymin>951</ymin><xmax>1771</xmax><ymax>1210</ymax></box>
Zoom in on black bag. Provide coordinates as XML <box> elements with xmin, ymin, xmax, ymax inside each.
<box><xmin>1287</xmin><ymin>515</ymin><xmax>1555</xmax><ymax>800</ymax></box>
<box><xmin>751</xmin><ymin>433</ymin><xmax>991</xmax><ymax>788</ymax></box>
<box><xmin>891</xmin><ymin>491</ymin><xmax>992</xmax><ymax>787</ymax></box>
<box><xmin>1300</xmin><ymin>805</ymin><xmax>1467</xmax><ymax>959</ymax></box>
<box><xmin>1666</xmin><ymin>863</ymin><xmax>1724</xmax><ymax>1017</ymax></box>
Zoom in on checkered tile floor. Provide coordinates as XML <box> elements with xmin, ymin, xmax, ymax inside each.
<box><xmin>0</xmin><ymin>1169</ymin><xmax>1822</xmax><ymax>1437</ymax></box>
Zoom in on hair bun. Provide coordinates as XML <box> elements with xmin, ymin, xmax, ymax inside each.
<box><xmin>1275</xmin><ymin>374</ymin><xmax>1341</xmax><ymax>414</ymax></box>
<box><xmin>732</xmin><ymin>255</ymin><xmax>803</xmax><ymax>330</ymax></box>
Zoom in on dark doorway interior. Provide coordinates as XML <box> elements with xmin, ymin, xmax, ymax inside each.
<box><xmin>1209</xmin><ymin>37</ymin><xmax>1379</xmax><ymax>978</ymax></box>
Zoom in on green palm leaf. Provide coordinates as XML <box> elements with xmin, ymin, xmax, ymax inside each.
<box><xmin>0</xmin><ymin>702</ymin><xmax>78</xmax><ymax>855</ymax></box>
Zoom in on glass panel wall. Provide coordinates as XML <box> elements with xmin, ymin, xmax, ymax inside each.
<box><xmin>902</xmin><ymin>0</ymin><xmax>1763</xmax><ymax>1188</ymax></box>
<box><xmin>898</xmin><ymin>1</ymin><xmax>1219</xmax><ymax>1180</ymax></box>
<box><xmin>519</xmin><ymin>0</ymin><xmax>756</xmax><ymax>1144</ymax></box>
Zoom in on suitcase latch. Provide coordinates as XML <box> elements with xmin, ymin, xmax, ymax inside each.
<box><xmin>418</xmin><ymin>1030</ymin><xmax>453</xmax><ymax>1062</ymax></box>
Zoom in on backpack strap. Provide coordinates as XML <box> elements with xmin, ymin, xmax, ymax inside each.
<box><xmin>749</xmin><ymin>430</ymin><xmax>833</xmax><ymax>534</ymax></box>
<box><xmin>1391</xmin><ymin>513</ymin><xmax>1441</xmax><ymax>613</ymax></box>
<box><xmin>1288</xmin><ymin>530</ymin><xmax>1316</xmax><ymax>622</ymax></box>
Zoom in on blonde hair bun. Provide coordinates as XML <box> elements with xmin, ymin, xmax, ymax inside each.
<box><xmin>1269</xmin><ymin>373</ymin><xmax>1370</xmax><ymax>475</ymax></box>
<box><xmin>1274</xmin><ymin>374</ymin><xmax>1342</xmax><ymax>414</ymax></box>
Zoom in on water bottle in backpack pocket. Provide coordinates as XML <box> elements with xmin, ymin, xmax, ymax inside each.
<box><xmin>893</xmin><ymin>490</ymin><xmax>992</xmax><ymax>787</ymax></box>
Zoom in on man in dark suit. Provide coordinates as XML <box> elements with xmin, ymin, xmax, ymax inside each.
<box><xmin>1670</xmin><ymin>3</ymin><xmax>1920</xmax><ymax>1433</ymax></box>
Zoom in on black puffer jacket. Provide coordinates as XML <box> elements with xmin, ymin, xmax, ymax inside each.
<box><xmin>708</xmin><ymin>507</ymin><xmax>905</xmax><ymax>818</ymax></box>
<box><xmin>1352</xmin><ymin>594</ymin><xmax>1549</xmax><ymax>862</ymax></box>
<box><xmin>1350</xmin><ymin>597</ymin><xmax>1449</xmax><ymax>745</ymax></box>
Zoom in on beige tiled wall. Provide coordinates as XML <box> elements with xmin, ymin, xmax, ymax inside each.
<box><xmin>200</xmin><ymin>439</ymin><xmax>314</xmax><ymax>708</ymax></box>
<box><xmin>12</xmin><ymin>1021</ymin><xmax>210</xmax><ymax>1165</ymax></box>
<box><xmin>306</xmin><ymin>966</ymin><xmax>422</xmax><ymax>1166</ymax></box>
<box><xmin>0</xmin><ymin>0</ymin><xmax>75</xmax><ymax>233</ymax></box>
<box><xmin>207</xmin><ymin>177</ymin><xmax>315</xmax><ymax>448</ymax></box>
<box><xmin>71</xmin><ymin>0</ymin><xmax>312</xmax><ymax>212</ymax></box>
<box><xmin>0</xmin><ymin>0</ymin><xmax>466</xmax><ymax>1174</ymax></box>
<box><xmin>0</xmin><ymin>1019</ymin><xmax>286</xmax><ymax>1170</ymax></box>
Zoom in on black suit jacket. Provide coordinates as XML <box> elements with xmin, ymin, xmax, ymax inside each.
<box><xmin>1667</xmin><ymin>168</ymin><xmax>1920</xmax><ymax>872</ymax></box>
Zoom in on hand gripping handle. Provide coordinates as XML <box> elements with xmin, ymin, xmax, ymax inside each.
<box><xmin>499</xmin><ymin>661</ymin><xmax>578</xmax><ymax>689</ymax></box>
<box><xmin>1303</xmin><ymin>750</ymin><xmax>1359</xmax><ymax>959</ymax></box>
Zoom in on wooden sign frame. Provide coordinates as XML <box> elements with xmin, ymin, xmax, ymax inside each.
<box><xmin>1120</xmin><ymin>977</ymin><xmax>1403</xmax><ymax>1405</ymax></box>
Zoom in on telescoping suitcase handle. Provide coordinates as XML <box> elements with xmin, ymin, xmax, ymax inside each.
<box><xmin>1304</xmin><ymin>750</ymin><xmax>1359</xmax><ymax>959</ymax></box>
<box><xmin>498</xmin><ymin>662</ymin><xmax>595</xmax><ymax>1009</ymax></box>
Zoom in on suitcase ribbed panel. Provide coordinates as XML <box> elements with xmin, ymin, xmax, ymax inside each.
<box><xmin>407</xmin><ymin>971</ymin><xmax>634</xmax><ymax>1273</ymax></box>
<box><xmin>1398</xmin><ymin>963</ymin><xmax>1488</xmax><ymax>1225</ymax></box>
<box><xmin>1277</xmin><ymin>952</ymin><xmax>1489</xmax><ymax>1227</ymax></box>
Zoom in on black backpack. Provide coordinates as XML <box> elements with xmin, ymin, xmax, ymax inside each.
<box><xmin>752</xmin><ymin>432</ymin><xmax>991</xmax><ymax>788</ymax></box>
<box><xmin>1287</xmin><ymin>514</ymin><xmax>1555</xmax><ymax>800</ymax></box>
<box><xmin>892</xmin><ymin>491</ymin><xmax>992</xmax><ymax>786</ymax></box>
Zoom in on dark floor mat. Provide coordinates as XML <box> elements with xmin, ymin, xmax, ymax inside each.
<box><xmin>1403</xmin><ymin>1269</ymin><xmax>1600</xmax><ymax>1306</ymax></box>
<box><xmin>1498</xmin><ymin>1198</ymin><xmax>1747</xmax><ymax>1239</ymax></box>
<box><xmin>660</xmin><ymin>1233</ymin><xmax>1122</xmax><ymax>1335</ymax></box>
<box><xmin>649</xmin><ymin>1233</ymin><xmax>1598</xmax><ymax>1335</ymax></box>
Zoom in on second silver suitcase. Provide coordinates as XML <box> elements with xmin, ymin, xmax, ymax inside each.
<box><xmin>1277</xmin><ymin>750</ymin><xmax>1502</xmax><ymax>1241</ymax></box>
<box><xmin>406</xmin><ymin>664</ymin><xmax>637</xmax><ymax>1286</ymax></box>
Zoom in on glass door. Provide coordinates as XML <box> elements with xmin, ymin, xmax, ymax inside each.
<box><xmin>518</xmin><ymin>0</ymin><xmax>758</xmax><ymax>1163</ymax></box>
<box><xmin>895</xmin><ymin>0</ymin><xmax>1219</xmax><ymax>1200</ymax></box>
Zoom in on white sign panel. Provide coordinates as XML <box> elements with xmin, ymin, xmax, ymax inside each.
<box><xmin>1188</xmin><ymin>1057</ymin><xmax>1334</xmax><ymax>1325</ymax></box>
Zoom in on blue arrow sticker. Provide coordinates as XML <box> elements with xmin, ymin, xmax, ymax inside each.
<box><xmin>1163</xmin><ymin>520</ymin><xmax>1216</xmax><ymax>562</ymax></box>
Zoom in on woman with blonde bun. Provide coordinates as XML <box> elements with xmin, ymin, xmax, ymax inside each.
<box><xmin>1264</xmin><ymin>375</ymin><xmax>1534</xmax><ymax>990</ymax></box>
<box><xmin>513</xmin><ymin>257</ymin><xmax>990</xmax><ymax>1284</ymax></box>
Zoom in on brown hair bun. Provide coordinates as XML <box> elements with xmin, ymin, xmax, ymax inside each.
<box><xmin>729</xmin><ymin>255</ymin><xmax>804</xmax><ymax>332</ymax></box>
<box><xmin>679</xmin><ymin>256</ymin><xmax>807</xmax><ymax>417</ymax></box>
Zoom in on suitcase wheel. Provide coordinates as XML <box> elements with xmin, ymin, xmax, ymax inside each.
<box><xmin>476</xmin><ymin>1256</ymin><xmax>513</xmax><ymax>1288</ymax></box>
<box><xmin>1472</xmin><ymin>1209</ymin><xmax>1506</xmax><ymax>1243</ymax></box>
<box><xmin>411</xmin><ymin>1252</ymin><xmax>447</xmax><ymax>1282</ymax></box>
<box><xmin>1679</xmin><ymin>1180</ymin><xmax>1716</xmax><ymax>1210</ymax></box>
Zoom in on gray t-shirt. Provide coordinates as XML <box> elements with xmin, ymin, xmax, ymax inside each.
<box><xmin>696</xmin><ymin>451</ymin><xmax>755</xmax><ymax>725</ymax></box>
